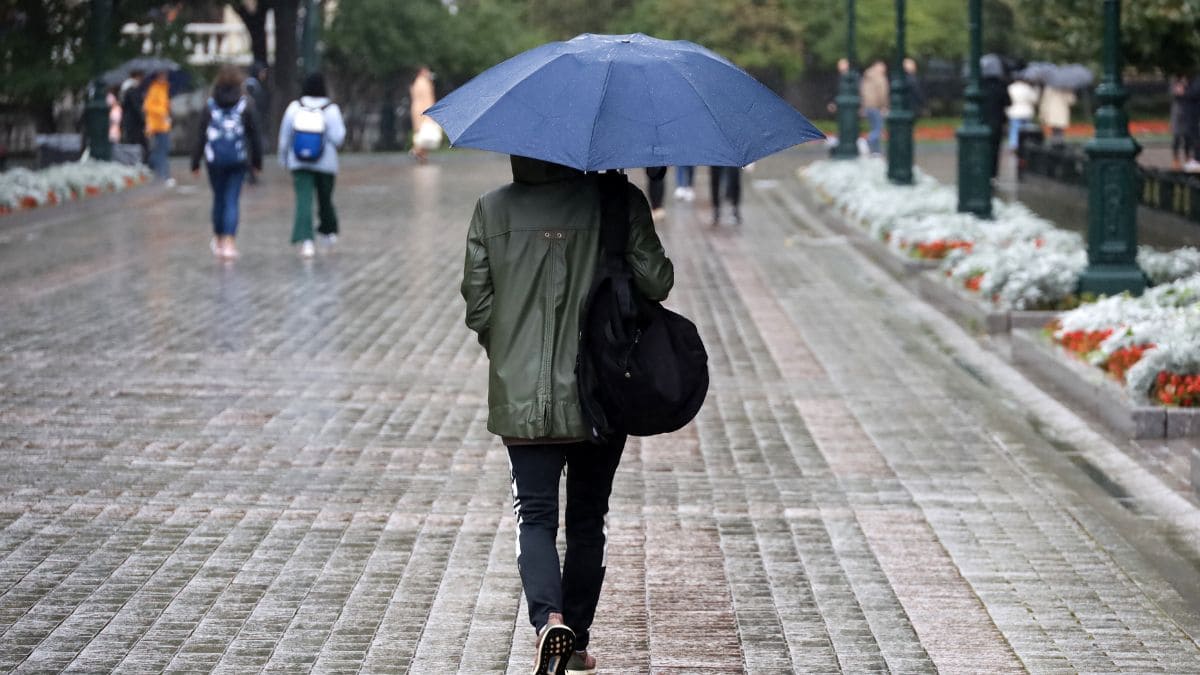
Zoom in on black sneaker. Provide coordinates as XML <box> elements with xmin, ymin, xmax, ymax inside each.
<box><xmin>533</xmin><ymin>617</ymin><xmax>575</xmax><ymax>675</ymax></box>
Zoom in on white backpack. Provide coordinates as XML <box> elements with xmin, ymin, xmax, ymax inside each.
<box><xmin>292</xmin><ymin>101</ymin><xmax>330</xmax><ymax>161</ymax></box>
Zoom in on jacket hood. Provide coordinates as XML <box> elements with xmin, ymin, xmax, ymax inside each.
<box><xmin>510</xmin><ymin>155</ymin><xmax>584</xmax><ymax>185</ymax></box>
<box><xmin>299</xmin><ymin>95</ymin><xmax>331</xmax><ymax>107</ymax></box>
<box><xmin>212</xmin><ymin>85</ymin><xmax>242</xmax><ymax>108</ymax></box>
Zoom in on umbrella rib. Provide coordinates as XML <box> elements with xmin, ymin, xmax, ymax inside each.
<box><xmin>584</xmin><ymin>60</ymin><xmax>615</xmax><ymax>171</ymax></box>
<box><xmin>449</xmin><ymin>53</ymin><xmax>574</xmax><ymax>144</ymax></box>
<box><xmin>674</xmin><ymin>63</ymin><xmax>745</xmax><ymax>166</ymax></box>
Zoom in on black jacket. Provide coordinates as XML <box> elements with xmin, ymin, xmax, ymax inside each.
<box><xmin>190</xmin><ymin>84</ymin><xmax>263</xmax><ymax>172</ymax></box>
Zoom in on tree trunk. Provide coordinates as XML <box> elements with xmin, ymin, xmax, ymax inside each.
<box><xmin>272</xmin><ymin>0</ymin><xmax>300</xmax><ymax>128</ymax></box>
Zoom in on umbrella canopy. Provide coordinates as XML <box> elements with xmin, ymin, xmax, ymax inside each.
<box><xmin>1015</xmin><ymin>62</ymin><xmax>1092</xmax><ymax>90</ymax></box>
<box><xmin>100</xmin><ymin>57</ymin><xmax>192</xmax><ymax>96</ymax></box>
<box><xmin>1045</xmin><ymin>63</ymin><xmax>1093</xmax><ymax>90</ymax></box>
<box><xmin>425</xmin><ymin>33</ymin><xmax>824</xmax><ymax>171</ymax></box>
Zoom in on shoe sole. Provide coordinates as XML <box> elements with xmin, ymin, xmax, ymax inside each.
<box><xmin>533</xmin><ymin>625</ymin><xmax>575</xmax><ymax>675</ymax></box>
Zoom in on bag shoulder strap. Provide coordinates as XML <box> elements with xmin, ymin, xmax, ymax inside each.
<box><xmin>598</xmin><ymin>171</ymin><xmax>630</xmax><ymax>262</ymax></box>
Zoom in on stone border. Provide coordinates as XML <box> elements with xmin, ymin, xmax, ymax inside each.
<box><xmin>0</xmin><ymin>182</ymin><xmax>164</xmax><ymax>232</ymax></box>
<box><xmin>913</xmin><ymin>272</ymin><xmax>1009</xmax><ymax>334</ymax></box>
<box><xmin>798</xmin><ymin>187</ymin><xmax>940</xmax><ymax>283</ymax></box>
<box><xmin>1012</xmin><ymin>329</ymin><xmax>1200</xmax><ymax>439</ymax></box>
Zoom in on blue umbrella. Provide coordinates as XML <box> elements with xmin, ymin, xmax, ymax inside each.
<box><xmin>425</xmin><ymin>33</ymin><xmax>824</xmax><ymax>171</ymax></box>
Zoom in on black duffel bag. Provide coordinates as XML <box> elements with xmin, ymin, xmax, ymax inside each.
<box><xmin>576</xmin><ymin>171</ymin><xmax>708</xmax><ymax>440</ymax></box>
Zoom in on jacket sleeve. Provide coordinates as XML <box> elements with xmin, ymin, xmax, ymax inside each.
<box><xmin>461</xmin><ymin>199</ymin><xmax>494</xmax><ymax>351</ymax></box>
<box><xmin>325</xmin><ymin>104</ymin><xmax>347</xmax><ymax>148</ymax></box>
<box><xmin>277</xmin><ymin>103</ymin><xmax>293</xmax><ymax>168</ymax></box>
<box><xmin>625</xmin><ymin>185</ymin><xmax>674</xmax><ymax>302</ymax></box>
<box><xmin>190</xmin><ymin>107</ymin><xmax>207</xmax><ymax>171</ymax></box>
<box><xmin>243</xmin><ymin>106</ymin><xmax>263</xmax><ymax>170</ymax></box>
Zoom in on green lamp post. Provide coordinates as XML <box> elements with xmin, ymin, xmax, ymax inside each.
<box><xmin>301</xmin><ymin>0</ymin><xmax>323</xmax><ymax>75</ymax></box>
<box><xmin>956</xmin><ymin>0</ymin><xmax>991</xmax><ymax>217</ymax></box>
<box><xmin>832</xmin><ymin>0</ymin><xmax>861</xmax><ymax>160</ymax></box>
<box><xmin>1078</xmin><ymin>0</ymin><xmax>1145</xmax><ymax>296</ymax></box>
<box><xmin>886</xmin><ymin>0</ymin><xmax>913</xmax><ymax>184</ymax></box>
<box><xmin>83</xmin><ymin>0</ymin><xmax>113</xmax><ymax>161</ymax></box>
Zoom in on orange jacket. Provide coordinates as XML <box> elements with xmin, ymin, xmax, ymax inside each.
<box><xmin>143</xmin><ymin>80</ymin><xmax>171</xmax><ymax>134</ymax></box>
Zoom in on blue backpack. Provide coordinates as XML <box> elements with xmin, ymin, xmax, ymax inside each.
<box><xmin>291</xmin><ymin>101</ymin><xmax>331</xmax><ymax>162</ymax></box>
<box><xmin>204</xmin><ymin>97</ymin><xmax>248</xmax><ymax>167</ymax></box>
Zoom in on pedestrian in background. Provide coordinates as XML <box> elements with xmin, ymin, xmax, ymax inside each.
<box><xmin>709</xmin><ymin>165</ymin><xmax>741</xmax><ymax>226</ymax></box>
<box><xmin>143</xmin><ymin>71</ymin><xmax>174</xmax><ymax>184</ymax></box>
<box><xmin>278</xmin><ymin>72</ymin><xmax>346</xmax><ymax>258</ymax></box>
<box><xmin>904</xmin><ymin>58</ymin><xmax>924</xmax><ymax>118</ymax></box>
<box><xmin>979</xmin><ymin>55</ymin><xmax>1010</xmax><ymax>178</ymax></box>
<box><xmin>1180</xmin><ymin>75</ymin><xmax>1200</xmax><ymax>173</ymax></box>
<box><xmin>645</xmin><ymin>166</ymin><xmax>666</xmax><ymax>221</ymax></box>
<box><xmin>106</xmin><ymin>86</ymin><xmax>122</xmax><ymax>144</ymax></box>
<box><xmin>461</xmin><ymin>155</ymin><xmax>673</xmax><ymax>675</ymax></box>
<box><xmin>191</xmin><ymin>65</ymin><xmax>262</xmax><ymax>260</ymax></box>
<box><xmin>1006</xmin><ymin>76</ymin><xmax>1039</xmax><ymax>151</ymax></box>
<box><xmin>244</xmin><ymin>61</ymin><xmax>271</xmax><ymax>184</ymax></box>
<box><xmin>410</xmin><ymin>66</ymin><xmax>443</xmax><ymax>164</ymax></box>
<box><xmin>1039</xmin><ymin>84</ymin><xmax>1076</xmax><ymax>145</ymax></box>
<box><xmin>120</xmin><ymin>69</ymin><xmax>146</xmax><ymax>160</ymax></box>
<box><xmin>859</xmin><ymin>61</ymin><xmax>889</xmax><ymax>156</ymax></box>
<box><xmin>673</xmin><ymin>166</ymin><xmax>695</xmax><ymax>202</ymax></box>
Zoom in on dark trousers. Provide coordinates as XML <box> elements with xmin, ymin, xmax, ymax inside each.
<box><xmin>646</xmin><ymin>167</ymin><xmax>666</xmax><ymax>210</ymax></box>
<box><xmin>207</xmin><ymin>165</ymin><xmax>247</xmax><ymax>236</ymax></box>
<box><xmin>709</xmin><ymin>166</ymin><xmax>741</xmax><ymax>211</ymax></box>
<box><xmin>507</xmin><ymin>435</ymin><xmax>625</xmax><ymax>651</ymax></box>
<box><xmin>291</xmin><ymin>170</ymin><xmax>338</xmax><ymax>243</ymax></box>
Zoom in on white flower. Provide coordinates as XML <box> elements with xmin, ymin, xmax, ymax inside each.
<box><xmin>800</xmin><ymin>158</ymin><xmax>1200</xmax><ymax>312</ymax></box>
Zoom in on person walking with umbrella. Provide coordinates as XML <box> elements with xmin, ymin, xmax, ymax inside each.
<box><xmin>144</xmin><ymin>71</ymin><xmax>174</xmax><ymax>184</ymax></box>
<box><xmin>427</xmin><ymin>34</ymin><xmax>823</xmax><ymax>673</ymax></box>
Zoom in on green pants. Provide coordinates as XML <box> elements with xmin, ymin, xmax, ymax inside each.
<box><xmin>291</xmin><ymin>170</ymin><xmax>338</xmax><ymax>243</ymax></box>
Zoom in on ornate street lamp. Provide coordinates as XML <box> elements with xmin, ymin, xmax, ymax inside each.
<box><xmin>1079</xmin><ymin>0</ymin><xmax>1145</xmax><ymax>296</ymax></box>
<box><xmin>956</xmin><ymin>0</ymin><xmax>991</xmax><ymax>217</ymax></box>
<box><xmin>832</xmin><ymin>0</ymin><xmax>861</xmax><ymax>160</ymax></box>
<box><xmin>886</xmin><ymin>0</ymin><xmax>913</xmax><ymax>184</ymax></box>
<box><xmin>301</xmin><ymin>0</ymin><xmax>323</xmax><ymax>75</ymax></box>
<box><xmin>84</xmin><ymin>0</ymin><xmax>113</xmax><ymax>161</ymax></box>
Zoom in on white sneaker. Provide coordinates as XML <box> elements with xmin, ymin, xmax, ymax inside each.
<box><xmin>165</xmin><ymin>177</ymin><xmax>177</xmax><ymax>188</ymax></box>
<box><xmin>856</xmin><ymin>137</ymin><xmax>869</xmax><ymax>156</ymax></box>
<box><xmin>210</xmin><ymin>237</ymin><xmax>221</xmax><ymax>257</ymax></box>
<box><xmin>319</xmin><ymin>233</ymin><xmax>338</xmax><ymax>248</ymax></box>
<box><xmin>1185</xmin><ymin>160</ymin><xmax>1200</xmax><ymax>174</ymax></box>
<box><xmin>683</xmin><ymin>187</ymin><xmax>696</xmax><ymax>202</ymax></box>
<box><xmin>299</xmin><ymin>240</ymin><xmax>316</xmax><ymax>258</ymax></box>
<box><xmin>673</xmin><ymin>186</ymin><xmax>686</xmax><ymax>200</ymax></box>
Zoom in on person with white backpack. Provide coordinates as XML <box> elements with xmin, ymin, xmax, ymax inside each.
<box><xmin>191</xmin><ymin>65</ymin><xmax>263</xmax><ymax>260</ymax></box>
<box><xmin>278</xmin><ymin>72</ymin><xmax>347</xmax><ymax>258</ymax></box>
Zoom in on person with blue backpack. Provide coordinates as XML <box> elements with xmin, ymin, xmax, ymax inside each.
<box><xmin>191</xmin><ymin>65</ymin><xmax>263</xmax><ymax>260</ymax></box>
<box><xmin>278</xmin><ymin>72</ymin><xmax>346</xmax><ymax>258</ymax></box>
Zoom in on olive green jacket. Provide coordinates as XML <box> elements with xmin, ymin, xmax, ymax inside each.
<box><xmin>462</xmin><ymin>157</ymin><xmax>674</xmax><ymax>440</ymax></box>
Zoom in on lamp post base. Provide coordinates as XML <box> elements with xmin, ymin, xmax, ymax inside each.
<box><xmin>832</xmin><ymin>74</ymin><xmax>861</xmax><ymax>160</ymax></box>
<box><xmin>84</xmin><ymin>95</ymin><xmax>112</xmax><ymax>162</ymax></box>
<box><xmin>956</xmin><ymin>123</ymin><xmax>992</xmax><ymax>218</ymax></box>
<box><xmin>1078</xmin><ymin>264</ymin><xmax>1146</xmax><ymax>297</ymax></box>
<box><xmin>886</xmin><ymin>109</ymin><xmax>913</xmax><ymax>184</ymax></box>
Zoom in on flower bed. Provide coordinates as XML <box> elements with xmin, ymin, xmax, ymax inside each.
<box><xmin>1050</xmin><ymin>275</ymin><xmax>1200</xmax><ymax>406</ymax></box>
<box><xmin>800</xmin><ymin>158</ymin><xmax>1200</xmax><ymax>310</ymax></box>
<box><xmin>0</xmin><ymin>161</ymin><xmax>151</xmax><ymax>215</ymax></box>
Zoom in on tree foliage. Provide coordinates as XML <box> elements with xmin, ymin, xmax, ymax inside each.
<box><xmin>1011</xmin><ymin>0</ymin><xmax>1200</xmax><ymax>75</ymax></box>
<box><xmin>325</xmin><ymin>0</ymin><xmax>537</xmax><ymax>86</ymax></box>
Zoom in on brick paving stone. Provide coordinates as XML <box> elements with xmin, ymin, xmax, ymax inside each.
<box><xmin>1</xmin><ymin>152</ymin><xmax>1199</xmax><ymax>673</ymax></box>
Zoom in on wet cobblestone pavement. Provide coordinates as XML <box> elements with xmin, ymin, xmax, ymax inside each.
<box><xmin>2</xmin><ymin>151</ymin><xmax>1200</xmax><ymax>672</ymax></box>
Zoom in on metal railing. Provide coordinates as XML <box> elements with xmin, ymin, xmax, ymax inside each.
<box><xmin>1019</xmin><ymin>140</ymin><xmax>1200</xmax><ymax>226</ymax></box>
